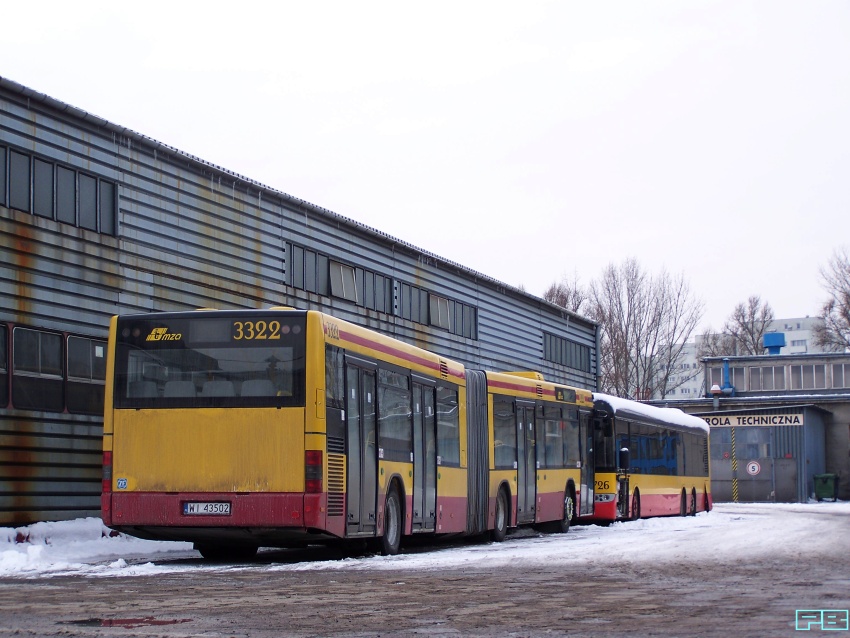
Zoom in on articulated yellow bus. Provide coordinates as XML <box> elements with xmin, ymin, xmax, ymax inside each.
<box><xmin>102</xmin><ymin>308</ymin><xmax>469</xmax><ymax>558</ymax></box>
<box><xmin>478</xmin><ymin>371</ymin><xmax>595</xmax><ymax>538</ymax></box>
<box><xmin>101</xmin><ymin>308</ymin><xmax>596</xmax><ymax>558</ymax></box>
<box><xmin>585</xmin><ymin>393</ymin><xmax>712</xmax><ymax>522</ymax></box>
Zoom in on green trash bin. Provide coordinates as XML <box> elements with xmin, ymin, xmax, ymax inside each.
<box><xmin>814</xmin><ymin>474</ymin><xmax>839</xmax><ymax>502</ymax></box>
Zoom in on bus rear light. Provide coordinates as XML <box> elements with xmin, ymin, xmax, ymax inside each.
<box><xmin>102</xmin><ymin>451</ymin><xmax>113</xmax><ymax>493</ymax></box>
<box><xmin>305</xmin><ymin>450</ymin><xmax>323</xmax><ymax>493</ymax></box>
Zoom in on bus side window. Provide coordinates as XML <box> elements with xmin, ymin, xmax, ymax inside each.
<box><xmin>325</xmin><ymin>346</ymin><xmax>346</xmax><ymax>442</ymax></box>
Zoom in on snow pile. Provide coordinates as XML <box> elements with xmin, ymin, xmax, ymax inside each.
<box><xmin>2</xmin><ymin>502</ymin><xmax>848</xmax><ymax>579</ymax></box>
<box><xmin>0</xmin><ymin>517</ymin><xmax>194</xmax><ymax>577</ymax></box>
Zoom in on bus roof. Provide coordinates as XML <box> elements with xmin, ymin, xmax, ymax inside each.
<box><xmin>593</xmin><ymin>393</ymin><xmax>709</xmax><ymax>434</ymax></box>
<box><xmin>486</xmin><ymin>370</ymin><xmax>594</xmax><ymax>407</ymax></box>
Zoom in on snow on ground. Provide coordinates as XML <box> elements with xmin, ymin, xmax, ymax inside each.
<box><xmin>1</xmin><ymin>502</ymin><xmax>848</xmax><ymax>579</ymax></box>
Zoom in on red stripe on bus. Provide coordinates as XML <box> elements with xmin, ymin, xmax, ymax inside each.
<box><xmin>488</xmin><ymin>379</ymin><xmax>537</xmax><ymax>394</ymax></box>
<box><xmin>488</xmin><ymin>379</ymin><xmax>562</xmax><ymax>399</ymax></box>
<box><xmin>340</xmin><ymin>329</ymin><xmax>464</xmax><ymax>379</ymax></box>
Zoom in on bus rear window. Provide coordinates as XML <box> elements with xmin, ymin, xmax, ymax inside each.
<box><xmin>113</xmin><ymin>314</ymin><xmax>306</xmax><ymax>408</ymax></box>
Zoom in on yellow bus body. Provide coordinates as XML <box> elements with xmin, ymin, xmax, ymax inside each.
<box><xmin>111</xmin><ymin>408</ymin><xmax>305</xmax><ymax>493</ymax></box>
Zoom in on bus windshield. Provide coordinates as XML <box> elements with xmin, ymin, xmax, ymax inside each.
<box><xmin>113</xmin><ymin>313</ymin><xmax>306</xmax><ymax>409</ymax></box>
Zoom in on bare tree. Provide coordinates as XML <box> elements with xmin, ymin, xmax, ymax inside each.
<box><xmin>696</xmin><ymin>296</ymin><xmax>774</xmax><ymax>358</ymax></box>
<box><xmin>723</xmin><ymin>295</ymin><xmax>775</xmax><ymax>355</ymax></box>
<box><xmin>544</xmin><ymin>271</ymin><xmax>588</xmax><ymax>315</ymax></box>
<box><xmin>696</xmin><ymin>328</ymin><xmax>737</xmax><ymax>358</ymax></box>
<box><xmin>587</xmin><ymin>258</ymin><xmax>703</xmax><ymax>399</ymax></box>
<box><xmin>652</xmin><ymin>276</ymin><xmax>707</xmax><ymax>398</ymax></box>
<box><xmin>814</xmin><ymin>247</ymin><xmax>850</xmax><ymax>352</ymax></box>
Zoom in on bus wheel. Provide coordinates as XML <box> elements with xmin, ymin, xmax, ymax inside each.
<box><xmin>380</xmin><ymin>484</ymin><xmax>402</xmax><ymax>556</ymax></box>
<box><xmin>195</xmin><ymin>544</ymin><xmax>258</xmax><ymax>561</ymax></box>
<box><xmin>491</xmin><ymin>488</ymin><xmax>508</xmax><ymax>543</ymax></box>
<box><xmin>555</xmin><ymin>490</ymin><xmax>575</xmax><ymax>534</ymax></box>
<box><xmin>690</xmin><ymin>488</ymin><xmax>698</xmax><ymax>516</ymax></box>
<box><xmin>679</xmin><ymin>489</ymin><xmax>687</xmax><ymax>517</ymax></box>
<box><xmin>631</xmin><ymin>490</ymin><xmax>641</xmax><ymax>521</ymax></box>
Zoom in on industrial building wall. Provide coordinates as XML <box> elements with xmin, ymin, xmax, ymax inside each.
<box><xmin>0</xmin><ymin>77</ymin><xmax>597</xmax><ymax>524</ymax></box>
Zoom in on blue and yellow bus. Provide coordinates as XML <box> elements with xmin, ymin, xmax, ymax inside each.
<box><xmin>586</xmin><ymin>393</ymin><xmax>712</xmax><ymax>522</ymax></box>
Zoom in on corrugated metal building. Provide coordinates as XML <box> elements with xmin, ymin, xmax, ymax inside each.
<box><xmin>696</xmin><ymin>406</ymin><xmax>827</xmax><ymax>503</ymax></box>
<box><xmin>0</xmin><ymin>77</ymin><xmax>599</xmax><ymax>525</ymax></box>
<box><xmin>656</xmin><ymin>352</ymin><xmax>850</xmax><ymax>502</ymax></box>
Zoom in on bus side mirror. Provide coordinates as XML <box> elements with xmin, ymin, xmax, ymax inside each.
<box><xmin>619</xmin><ymin>447</ymin><xmax>630</xmax><ymax>471</ymax></box>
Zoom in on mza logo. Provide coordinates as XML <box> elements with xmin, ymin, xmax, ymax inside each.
<box><xmin>145</xmin><ymin>327</ymin><xmax>182</xmax><ymax>341</ymax></box>
<box><xmin>796</xmin><ymin>610</ymin><xmax>849</xmax><ymax>631</ymax></box>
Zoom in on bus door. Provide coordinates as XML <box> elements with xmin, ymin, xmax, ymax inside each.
<box><xmin>616</xmin><ymin>421</ymin><xmax>631</xmax><ymax>519</ymax></box>
<box><xmin>515</xmin><ymin>401</ymin><xmax>536</xmax><ymax>524</ymax></box>
<box><xmin>412</xmin><ymin>380</ymin><xmax>437</xmax><ymax>532</ymax></box>
<box><xmin>346</xmin><ymin>361</ymin><xmax>378</xmax><ymax>536</ymax></box>
<box><xmin>579</xmin><ymin>411</ymin><xmax>594</xmax><ymax>516</ymax></box>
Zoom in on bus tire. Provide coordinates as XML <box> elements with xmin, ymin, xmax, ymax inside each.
<box><xmin>690</xmin><ymin>488</ymin><xmax>698</xmax><ymax>516</ymax></box>
<box><xmin>631</xmin><ymin>490</ymin><xmax>641</xmax><ymax>521</ymax></box>
<box><xmin>491</xmin><ymin>488</ymin><xmax>508</xmax><ymax>543</ymax></box>
<box><xmin>680</xmin><ymin>489</ymin><xmax>687</xmax><ymax>517</ymax></box>
<box><xmin>380</xmin><ymin>484</ymin><xmax>402</xmax><ymax>556</ymax></box>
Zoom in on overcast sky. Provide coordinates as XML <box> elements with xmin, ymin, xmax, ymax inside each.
<box><xmin>3</xmin><ymin>1</ymin><xmax>848</xmax><ymax>332</ymax></box>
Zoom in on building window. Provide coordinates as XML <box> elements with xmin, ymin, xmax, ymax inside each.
<box><xmin>12</xmin><ymin>327</ymin><xmax>64</xmax><ymax>412</ymax></box>
<box><xmin>748</xmin><ymin>366</ymin><xmax>785</xmax><ymax>391</ymax></box>
<box><xmin>304</xmin><ymin>250</ymin><xmax>317</xmax><ymax>293</ymax></box>
<box><xmin>430</xmin><ymin>295</ymin><xmax>451</xmax><ymax>330</ymax></box>
<box><xmin>790</xmin><ymin>364</ymin><xmax>826</xmax><ymax>390</ymax></box>
<box><xmin>1</xmin><ymin>146</ymin><xmax>117</xmax><ymax>234</ymax></box>
<box><xmin>283</xmin><ymin>241</ymin><xmax>477</xmax><ymax>338</ymax></box>
<box><xmin>361</xmin><ymin>271</ymin><xmax>393</xmax><ymax>313</ymax></box>
<box><xmin>731</xmin><ymin>367</ymin><xmax>745</xmax><ymax>389</ymax></box>
<box><xmin>709</xmin><ymin>367</ymin><xmax>719</xmax><ymax>388</ymax></box>
<box><xmin>544</xmin><ymin>332</ymin><xmax>591</xmax><ymax>373</ymax></box>
<box><xmin>459</xmin><ymin>302</ymin><xmax>477</xmax><ymax>340</ymax></box>
<box><xmin>709</xmin><ymin>366</ymin><xmax>747</xmax><ymax>390</ymax></box>
<box><xmin>57</xmin><ymin>165</ymin><xmax>76</xmax><ymax>224</ymax></box>
<box><xmin>100</xmin><ymin>181</ymin><xmax>116</xmax><ymax>235</ymax></box>
<box><xmin>79</xmin><ymin>173</ymin><xmax>98</xmax><ymax>231</ymax></box>
<box><xmin>399</xmin><ymin>283</ymin><xmax>429</xmax><ymax>324</ymax></box>
<box><xmin>833</xmin><ymin>363</ymin><xmax>849</xmax><ymax>389</ymax></box>
<box><xmin>9</xmin><ymin>150</ymin><xmax>31</xmax><ymax>212</ymax></box>
<box><xmin>286</xmin><ymin>243</ymin><xmax>329</xmax><ymax>297</ymax></box>
<box><xmin>791</xmin><ymin>339</ymin><xmax>807</xmax><ymax>348</ymax></box>
<box><xmin>66</xmin><ymin>336</ymin><xmax>107</xmax><ymax>415</ymax></box>
<box><xmin>330</xmin><ymin>261</ymin><xmax>358</xmax><ymax>302</ymax></box>
<box><xmin>33</xmin><ymin>159</ymin><xmax>54</xmax><ymax>218</ymax></box>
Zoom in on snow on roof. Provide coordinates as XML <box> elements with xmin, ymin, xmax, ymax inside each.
<box><xmin>593</xmin><ymin>392</ymin><xmax>710</xmax><ymax>433</ymax></box>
